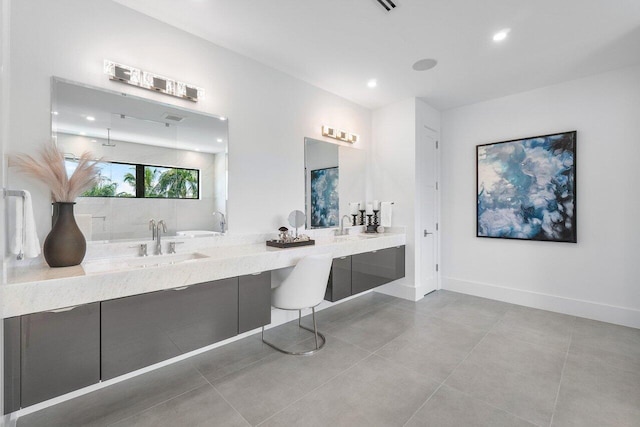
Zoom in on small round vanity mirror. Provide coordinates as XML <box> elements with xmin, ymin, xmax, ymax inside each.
<box><xmin>288</xmin><ymin>210</ymin><xmax>305</xmax><ymax>237</ymax></box>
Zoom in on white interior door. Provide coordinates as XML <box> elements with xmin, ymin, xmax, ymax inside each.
<box><xmin>420</xmin><ymin>129</ymin><xmax>439</xmax><ymax>294</ymax></box>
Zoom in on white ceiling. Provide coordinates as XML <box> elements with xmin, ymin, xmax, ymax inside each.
<box><xmin>114</xmin><ymin>0</ymin><xmax>640</xmax><ymax>110</ymax></box>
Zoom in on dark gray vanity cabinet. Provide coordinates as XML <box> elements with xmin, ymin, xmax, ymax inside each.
<box><xmin>324</xmin><ymin>256</ymin><xmax>352</xmax><ymax>302</ymax></box>
<box><xmin>238</xmin><ymin>272</ymin><xmax>271</xmax><ymax>333</ymax></box>
<box><xmin>20</xmin><ymin>303</ymin><xmax>101</xmax><ymax>408</ymax></box>
<box><xmin>352</xmin><ymin>246</ymin><xmax>405</xmax><ymax>294</ymax></box>
<box><xmin>3</xmin><ymin>317</ymin><xmax>21</xmax><ymax>414</ymax></box>
<box><xmin>101</xmin><ymin>278</ymin><xmax>239</xmax><ymax>380</ymax></box>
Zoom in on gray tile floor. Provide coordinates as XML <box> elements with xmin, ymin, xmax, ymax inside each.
<box><xmin>17</xmin><ymin>291</ymin><xmax>640</xmax><ymax>427</ymax></box>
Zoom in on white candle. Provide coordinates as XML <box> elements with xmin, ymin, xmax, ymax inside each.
<box><xmin>350</xmin><ymin>202</ymin><xmax>358</xmax><ymax>215</ymax></box>
<box><xmin>373</xmin><ymin>200</ymin><xmax>380</xmax><ymax>210</ymax></box>
<box><xmin>359</xmin><ymin>201</ymin><xmax>365</xmax><ymax>211</ymax></box>
<box><xmin>366</xmin><ymin>203</ymin><xmax>373</xmax><ymax>214</ymax></box>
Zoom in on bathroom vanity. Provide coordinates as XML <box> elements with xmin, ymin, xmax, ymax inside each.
<box><xmin>2</xmin><ymin>232</ymin><xmax>405</xmax><ymax>413</ymax></box>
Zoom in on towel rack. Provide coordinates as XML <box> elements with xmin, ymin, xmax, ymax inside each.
<box><xmin>3</xmin><ymin>188</ymin><xmax>28</xmax><ymax>260</ymax></box>
<box><xmin>3</xmin><ymin>189</ymin><xmax>26</xmax><ymax>199</ymax></box>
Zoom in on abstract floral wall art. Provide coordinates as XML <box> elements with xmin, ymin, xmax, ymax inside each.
<box><xmin>311</xmin><ymin>167</ymin><xmax>339</xmax><ymax>228</ymax></box>
<box><xmin>477</xmin><ymin>131</ymin><xmax>576</xmax><ymax>243</ymax></box>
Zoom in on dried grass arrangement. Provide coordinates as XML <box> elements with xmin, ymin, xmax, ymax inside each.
<box><xmin>12</xmin><ymin>144</ymin><xmax>101</xmax><ymax>202</ymax></box>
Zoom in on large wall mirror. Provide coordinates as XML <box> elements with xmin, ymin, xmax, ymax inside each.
<box><xmin>51</xmin><ymin>78</ymin><xmax>228</xmax><ymax>241</ymax></box>
<box><xmin>304</xmin><ymin>137</ymin><xmax>365</xmax><ymax>229</ymax></box>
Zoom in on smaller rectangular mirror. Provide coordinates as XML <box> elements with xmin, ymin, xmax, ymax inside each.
<box><xmin>304</xmin><ymin>137</ymin><xmax>365</xmax><ymax>229</ymax></box>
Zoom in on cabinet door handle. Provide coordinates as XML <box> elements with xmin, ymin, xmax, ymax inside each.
<box><xmin>172</xmin><ymin>286</ymin><xmax>190</xmax><ymax>291</ymax></box>
<box><xmin>48</xmin><ymin>305</ymin><xmax>79</xmax><ymax>313</ymax></box>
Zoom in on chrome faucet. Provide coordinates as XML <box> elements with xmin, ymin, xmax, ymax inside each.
<box><xmin>149</xmin><ymin>219</ymin><xmax>156</xmax><ymax>240</ymax></box>
<box><xmin>155</xmin><ymin>220</ymin><xmax>167</xmax><ymax>255</ymax></box>
<box><xmin>338</xmin><ymin>215</ymin><xmax>351</xmax><ymax>235</ymax></box>
<box><xmin>212</xmin><ymin>211</ymin><xmax>226</xmax><ymax>234</ymax></box>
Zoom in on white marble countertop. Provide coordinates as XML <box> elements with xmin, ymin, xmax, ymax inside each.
<box><xmin>1</xmin><ymin>229</ymin><xmax>405</xmax><ymax>318</ymax></box>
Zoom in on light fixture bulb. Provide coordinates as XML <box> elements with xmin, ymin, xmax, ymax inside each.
<box><xmin>86</xmin><ymin>116</ymin><xmax>96</xmax><ymax>121</ymax></box>
<box><xmin>493</xmin><ymin>29</ymin><xmax>510</xmax><ymax>42</ymax></box>
<box><xmin>367</xmin><ymin>79</ymin><xmax>377</xmax><ymax>88</ymax></box>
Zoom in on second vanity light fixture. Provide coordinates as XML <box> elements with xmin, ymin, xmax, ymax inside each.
<box><xmin>322</xmin><ymin>125</ymin><xmax>359</xmax><ymax>144</ymax></box>
<box><xmin>103</xmin><ymin>60</ymin><xmax>205</xmax><ymax>102</ymax></box>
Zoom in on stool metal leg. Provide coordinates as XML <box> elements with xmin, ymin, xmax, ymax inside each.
<box><xmin>261</xmin><ymin>307</ymin><xmax>326</xmax><ymax>356</ymax></box>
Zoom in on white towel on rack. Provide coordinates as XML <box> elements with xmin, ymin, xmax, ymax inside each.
<box><xmin>10</xmin><ymin>191</ymin><xmax>41</xmax><ymax>258</ymax></box>
<box><xmin>380</xmin><ymin>201</ymin><xmax>393</xmax><ymax>227</ymax></box>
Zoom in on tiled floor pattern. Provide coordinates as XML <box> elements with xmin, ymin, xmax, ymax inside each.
<box><xmin>17</xmin><ymin>291</ymin><xmax>640</xmax><ymax>427</ymax></box>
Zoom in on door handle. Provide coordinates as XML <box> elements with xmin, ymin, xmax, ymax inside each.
<box><xmin>424</xmin><ymin>230</ymin><xmax>433</xmax><ymax>237</ymax></box>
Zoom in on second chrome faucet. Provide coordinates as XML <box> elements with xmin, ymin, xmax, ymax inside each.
<box><xmin>149</xmin><ymin>219</ymin><xmax>168</xmax><ymax>255</ymax></box>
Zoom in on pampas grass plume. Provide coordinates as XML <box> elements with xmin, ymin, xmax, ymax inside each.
<box><xmin>12</xmin><ymin>144</ymin><xmax>102</xmax><ymax>202</ymax></box>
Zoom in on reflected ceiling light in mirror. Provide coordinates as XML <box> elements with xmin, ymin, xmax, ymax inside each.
<box><xmin>86</xmin><ymin>116</ymin><xmax>96</xmax><ymax>121</ymax></box>
<box><xmin>219</xmin><ymin>116</ymin><xmax>227</xmax><ymax>121</ymax></box>
<box><xmin>367</xmin><ymin>79</ymin><xmax>377</xmax><ymax>88</ymax></box>
<box><xmin>493</xmin><ymin>28</ymin><xmax>510</xmax><ymax>42</ymax></box>
<box><xmin>216</xmin><ymin>138</ymin><xmax>222</xmax><ymax>142</ymax></box>
<box><xmin>104</xmin><ymin>60</ymin><xmax>205</xmax><ymax>102</ymax></box>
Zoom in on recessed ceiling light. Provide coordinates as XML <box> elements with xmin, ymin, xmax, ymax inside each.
<box><xmin>493</xmin><ymin>29</ymin><xmax>510</xmax><ymax>42</ymax></box>
<box><xmin>216</xmin><ymin>138</ymin><xmax>222</xmax><ymax>142</ymax></box>
<box><xmin>86</xmin><ymin>116</ymin><xmax>96</xmax><ymax>121</ymax></box>
<box><xmin>219</xmin><ymin>116</ymin><xmax>227</xmax><ymax>121</ymax></box>
<box><xmin>412</xmin><ymin>58</ymin><xmax>438</xmax><ymax>71</ymax></box>
<box><xmin>367</xmin><ymin>79</ymin><xmax>377</xmax><ymax>88</ymax></box>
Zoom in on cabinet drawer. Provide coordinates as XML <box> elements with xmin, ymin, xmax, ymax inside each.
<box><xmin>324</xmin><ymin>256</ymin><xmax>352</xmax><ymax>302</ymax></box>
<box><xmin>21</xmin><ymin>303</ymin><xmax>100</xmax><ymax>407</ymax></box>
<box><xmin>101</xmin><ymin>278</ymin><xmax>238</xmax><ymax>380</ymax></box>
<box><xmin>3</xmin><ymin>317</ymin><xmax>21</xmax><ymax>414</ymax></box>
<box><xmin>352</xmin><ymin>246</ymin><xmax>404</xmax><ymax>294</ymax></box>
<box><xmin>238</xmin><ymin>272</ymin><xmax>271</xmax><ymax>333</ymax></box>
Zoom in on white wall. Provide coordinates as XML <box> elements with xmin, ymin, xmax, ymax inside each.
<box><xmin>370</xmin><ymin>98</ymin><xmax>440</xmax><ymax>300</ymax></box>
<box><xmin>4</xmin><ymin>0</ymin><xmax>371</xmax><ymax>250</ymax></box>
<box><xmin>441</xmin><ymin>64</ymin><xmax>640</xmax><ymax>328</ymax></box>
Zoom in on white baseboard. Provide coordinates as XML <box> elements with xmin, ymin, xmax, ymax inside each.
<box><xmin>376</xmin><ymin>279</ymin><xmax>425</xmax><ymax>301</ymax></box>
<box><xmin>442</xmin><ymin>277</ymin><xmax>640</xmax><ymax>329</ymax></box>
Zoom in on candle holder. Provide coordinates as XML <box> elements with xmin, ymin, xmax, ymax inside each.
<box><xmin>366</xmin><ymin>214</ymin><xmax>377</xmax><ymax>233</ymax></box>
<box><xmin>351</xmin><ymin>214</ymin><xmax>358</xmax><ymax>226</ymax></box>
<box><xmin>359</xmin><ymin>210</ymin><xmax>366</xmax><ymax>226</ymax></box>
<box><xmin>373</xmin><ymin>210</ymin><xmax>380</xmax><ymax>226</ymax></box>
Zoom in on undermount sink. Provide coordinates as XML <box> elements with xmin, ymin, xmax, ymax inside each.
<box><xmin>334</xmin><ymin>233</ymin><xmax>378</xmax><ymax>241</ymax></box>
<box><xmin>82</xmin><ymin>252</ymin><xmax>210</xmax><ymax>274</ymax></box>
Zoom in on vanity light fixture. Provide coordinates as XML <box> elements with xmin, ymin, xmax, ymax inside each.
<box><xmin>104</xmin><ymin>60</ymin><xmax>205</xmax><ymax>102</ymax></box>
<box><xmin>321</xmin><ymin>125</ymin><xmax>359</xmax><ymax>144</ymax></box>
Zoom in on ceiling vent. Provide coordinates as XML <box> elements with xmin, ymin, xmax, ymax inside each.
<box><xmin>376</xmin><ymin>0</ymin><xmax>396</xmax><ymax>11</ymax></box>
<box><xmin>161</xmin><ymin>113</ymin><xmax>185</xmax><ymax>123</ymax></box>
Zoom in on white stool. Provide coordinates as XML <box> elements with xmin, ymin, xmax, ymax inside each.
<box><xmin>262</xmin><ymin>253</ymin><xmax>333</xmax><ymax>356</ymax></box>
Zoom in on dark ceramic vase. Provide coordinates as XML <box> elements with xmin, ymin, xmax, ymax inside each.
<box><xmin>43</xmin><ymin>202</ymin><xmax>86</xmax><ymax>267</ymax></box>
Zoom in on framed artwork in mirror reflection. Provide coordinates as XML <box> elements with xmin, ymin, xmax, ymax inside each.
<box><xmin>310</xmin><ymin>167</ymin><xmax>339</xmax><ymax>228</ymax></box>
<box><xmin>476</xmin><ymin>131</ymin><xmax>576</xmax><ymax>243</ymax></box>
